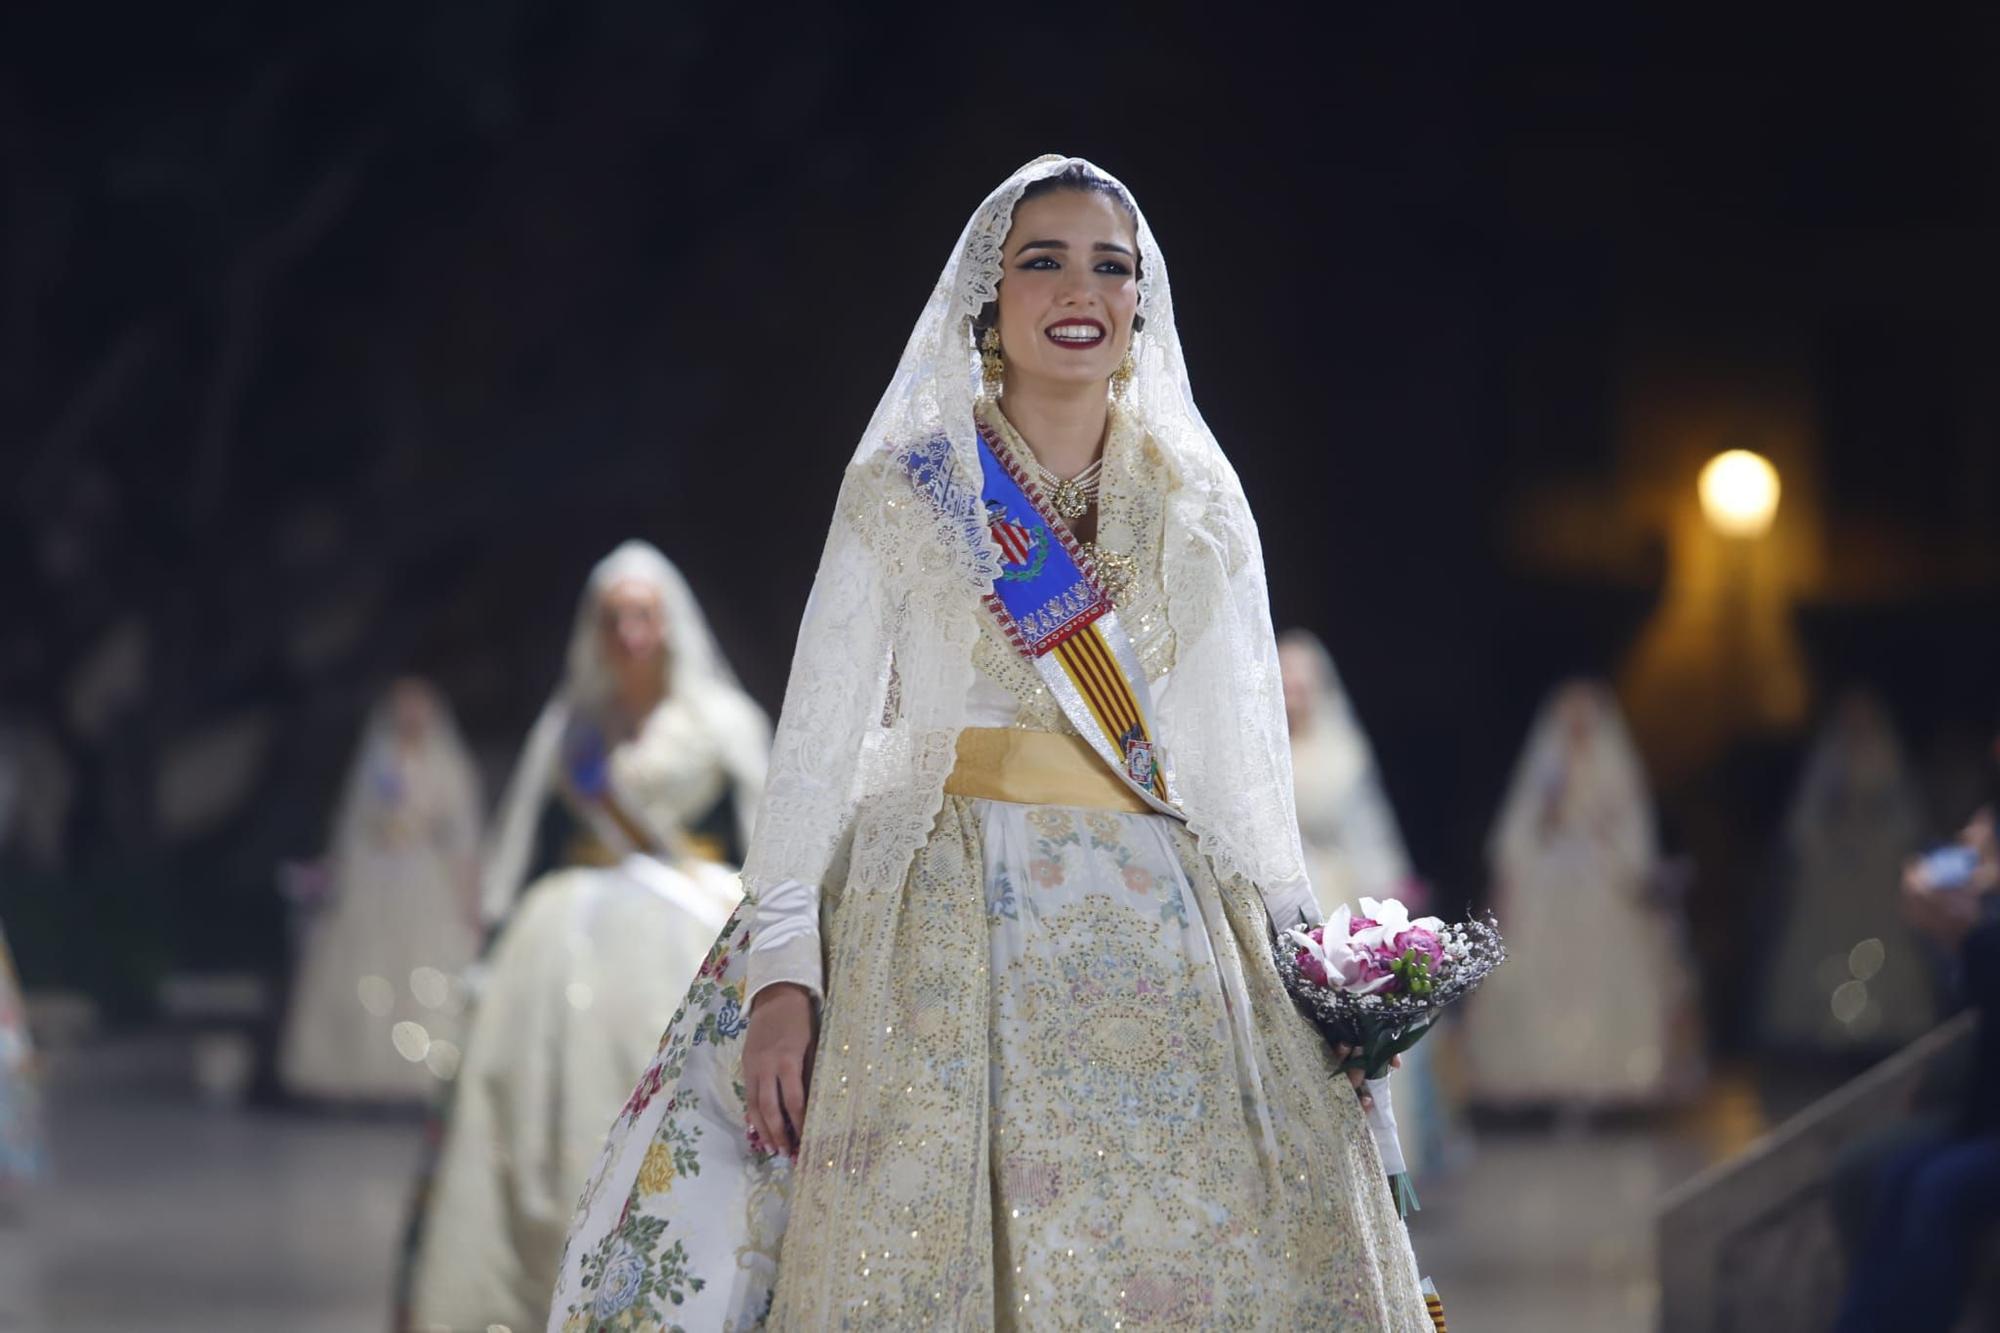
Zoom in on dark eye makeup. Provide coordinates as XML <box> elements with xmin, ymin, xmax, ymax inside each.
<box><xmin>1016</xmin><ymin>256</ymin><xmax>1133</xmax><ymax>276</ymax></box>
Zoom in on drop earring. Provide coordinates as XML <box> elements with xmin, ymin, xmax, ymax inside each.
<box><xmin>1109</xmin><ymin>344</ymin><xmax>1136</xmax><ymax>400</ymax></box>
<box><xmin>980</xmin><ymin>327</ymin><xmax>1006</xmax><ymax>399</ymax></box>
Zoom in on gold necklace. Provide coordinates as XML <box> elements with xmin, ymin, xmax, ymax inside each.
<box><xmin>1030</xmin><ymin>455</ymin><xmax>1104</xmax><ymax>522</ymax></box>
<box><xmin>984</xmin><ymin>405</ymin><xmax>1136</xmax><ymax>600</ymax></box>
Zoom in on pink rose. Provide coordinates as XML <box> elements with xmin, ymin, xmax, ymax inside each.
<box><xmin>1393</xmin><ymin>926</ymin><xmax>1444</xmax><ymax>971</ymax></box>
<box><xmin>1348</xmin><ymin>916</ymin><xmax>1381</xmax><ymax>936</ymax></box>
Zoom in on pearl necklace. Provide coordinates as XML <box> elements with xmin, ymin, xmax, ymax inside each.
<box><xmin>1030</xmin><ymin>455</ymin><xmax>1105</xmax><ymax>522</ymax></box>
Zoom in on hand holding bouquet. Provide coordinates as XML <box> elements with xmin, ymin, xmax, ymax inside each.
<box><xmin>1277</xmin><ymin>896</ymin><xmax>1503</xmax><ymax>1223</ymax></box>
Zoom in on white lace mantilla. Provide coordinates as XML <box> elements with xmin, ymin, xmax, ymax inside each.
<box><xmin>743</xmin><ymin>155</ymin><xmax>1319</xmax><ymax>1007</ymax></box>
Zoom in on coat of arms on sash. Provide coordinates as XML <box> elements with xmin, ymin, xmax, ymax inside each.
<box><xmin>984</xmin><ymin>500</ymin><xmax>1049</xmax><ymax>581</ymax></box>
<box><xmin>1120</xmin><ymin>726</ymin><xmax>1156</xmax><ymax>788</ymax></box>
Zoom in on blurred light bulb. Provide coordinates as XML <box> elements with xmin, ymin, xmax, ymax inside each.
<box><xmin>1698</xmin><ymin>450</ymin><xmax>1781</xmax><ymax>537</ymax></box>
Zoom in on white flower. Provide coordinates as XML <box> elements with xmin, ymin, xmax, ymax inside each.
<box><xmin>1350</xmin><ymin>897</ymin><xmax>1446</xmax><ymax>955</ymax></box>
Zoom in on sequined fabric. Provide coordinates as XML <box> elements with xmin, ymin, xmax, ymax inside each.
<box><xmin>984</xmin><ymin>804</ymin><xmax>1426</xmax><ymax>1330</ymax></box>
<box><xmin>548</xmin><ymin>798</ymin><xmax>1428</xmax><ymax>1331</ymax></box>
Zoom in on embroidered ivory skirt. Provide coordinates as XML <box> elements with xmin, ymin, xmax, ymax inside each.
<box><xmin>549</xmin><ymin>771</ymin><xmax>1426</xmax><ymax>1331</ymax></box>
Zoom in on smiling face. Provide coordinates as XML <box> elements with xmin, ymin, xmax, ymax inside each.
<box><xmin>993</xmin><ymin>188</ymin><xmax>1140</xmax><ymax>396</ymax></box>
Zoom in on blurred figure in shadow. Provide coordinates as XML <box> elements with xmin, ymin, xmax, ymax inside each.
<box><xmin>1280</xmin><ymin>629</ymin><xmax>1456</xmax><ymax>1172</ymax></box>
<box><xmin>0</xmin><ymin>730</ymin><xmax>52</xmax><ymax>1333</ymax></box>
<box><xmin>0</xmin><ymin>916</ymin><xmax>42</xmax><ymax>1333</ymax></box>
<box><xmin>1279</xmin><ymin>632</ymin><xmax>1411</xmax><ymax>910</ymax></box>
<box><xmin>1465</xmin><ymin>680</ymin><xmax>1703</xmax><ymax>1111</ymax></box>
<box><xmin>1761</xmin><ymin>691</ymin><xmax>1936</xmax><ymax>1055</ymax></box>
<box><xmin>1833</xmin><ymin>807</ymin><xmax>2000</xmax><ymax>1331</ymax></box>
<box><xmin>399</xmin><ymin>541</ymin><xmax>769</xmax><ymax>1333</ymax></box>
<box><xmin>0</xmin><ymin>917</ymin><xmax>42</xmax><ymax>1189</ymax></box>
<box><xmin>278</xmin><ymin>679</ymin><xmax>484</xmax><ymax>1105</ymax></box>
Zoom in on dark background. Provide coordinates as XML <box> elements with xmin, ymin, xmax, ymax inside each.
<box><xmin>3</xmin><ymin>2</ymin><xmax>1997</xmax><ymax>1038</ymax></box>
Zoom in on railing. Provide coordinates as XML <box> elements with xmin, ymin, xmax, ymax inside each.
<box><xmin>1654</xmin><ymin>1013</ymin><xmax>1978</xmax><ymax>1333</ymax></box>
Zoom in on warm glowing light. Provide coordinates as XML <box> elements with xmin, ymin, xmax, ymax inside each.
<box><xmin>1698</xmin><ymin>450</ymin><xmax>1781</xmax><ymax>537</ymax></box>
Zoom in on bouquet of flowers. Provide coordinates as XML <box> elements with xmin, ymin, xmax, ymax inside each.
<box><xmin>1274</xmin><ymin>895</ymin><xmax>1506</xmax><ymax>1220</ymax></box>
<box><xmin>1277</xmin><ymin>895</ymin><xmax>1505</xmax><ymax>1079</ymax></box>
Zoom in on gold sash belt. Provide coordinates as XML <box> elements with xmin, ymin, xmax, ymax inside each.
<box><xmin>943</xmin><ymin>727</ymin><xmax>1153</xmax><ymax>814</ymax></box>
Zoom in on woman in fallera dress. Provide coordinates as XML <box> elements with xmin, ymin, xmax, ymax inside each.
<box><xmin>1465</xmin><ymin>680</ymin><xmax>1701</xmax><ymax>1109</ymax></box>
<box><xmin>402</xmin><ymin>541</ymin><xmax>769</xmax><ymax>1333</ymax></box>
<box><xmin>279</xmin><ymin>678</ymin><xmax>483</xmax><ymax>1104</ymax></box>
<box><xmin>1760</xmin><ymin>689</ymin><xmax>1936</xmax><ymax>1053</ymax></box>
<box><xmin>547</xmin><ymin>156</ymin><xmax>1428</xmax><ymax>1331</ymax></box>
<box><xmin>1279</xmin><ymin>632</ymin><xmax>1414</xmax><ymax>913</ymax></box>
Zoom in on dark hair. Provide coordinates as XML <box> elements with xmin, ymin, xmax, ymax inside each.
<box><xmin>1017</xmin><ymin>163</ymin><xmax>1140</xmax><ymax>224</ymax></box>
<box><xmin>971</xmin><ymin>164</ymin><xmax>1145</xmax><ymax>340</ymax></box>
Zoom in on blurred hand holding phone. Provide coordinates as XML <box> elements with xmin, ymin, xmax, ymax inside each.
<box><xmin>1919</xmin><ymin>844</ymin><xmax>1982</xmax><ymax>892</ymax></box>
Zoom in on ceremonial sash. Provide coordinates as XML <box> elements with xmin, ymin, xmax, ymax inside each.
<box><xmin>904</xmin><ymin>428</ymin><xmax>1183</xmax><ymax>819</ymax></box>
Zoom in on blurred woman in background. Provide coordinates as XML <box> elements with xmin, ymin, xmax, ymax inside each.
<box><xmin>1761</xmin><ymin>689</ymin><xmax>1935</xmax><ymax>1054</ymax></box>
<box><xmin>0</xmin><ymin>918</ymin><xmax>41</xmax><ymax>1188</ymax></box>
<box><xmin>1280</xmin><ymin>629</ymin><xmax>1456</xmax><ymax>1173</ymax></box>
<box><xmin>1280</xmin><ymin>631</ymin><xmax>1415</xmax><ymax>909</ymax></box>
<box><xmin>1466</xmin><ymin>680</ymin><xmax>1701</xmax><ymax>1109</ymax></box>
<box><xmin>400</xmin><ymin>540</ymin><xmax>769</xmax><ymax>1333</ymax></box>
<box><xmin>279</xmin><ymin>678</ymin><xmax>483</xmax><ymax>1104</ymax></box>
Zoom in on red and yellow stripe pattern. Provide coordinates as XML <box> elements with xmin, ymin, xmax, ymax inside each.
<box><xmin>1050</xmin><ymin>620</ymin><xmax>1169</xmax><ymax>801</ymax></box>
